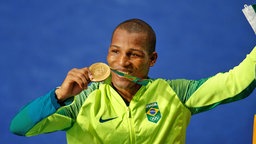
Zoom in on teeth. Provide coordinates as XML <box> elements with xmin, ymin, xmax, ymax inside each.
<box><xmin>110</xmin><ymin>68</ymin><xmax>130</xmax><ymax>75</ymax></box>
<box><xmin>120</xmin><ymin>71</ymin><xmax>129</xmax><ymax>75</ymax></box>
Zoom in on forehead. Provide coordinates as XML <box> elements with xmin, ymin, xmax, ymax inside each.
<box><xmin>111</xmin><ymin>29</ymin><xmax>148</xmax><ymax>48</ymax></box>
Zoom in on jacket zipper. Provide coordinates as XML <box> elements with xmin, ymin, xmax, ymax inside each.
<box><xmin>127</xmin><ymin>107</ymin><xmax>135</xmax><ymax>143</ymax></box>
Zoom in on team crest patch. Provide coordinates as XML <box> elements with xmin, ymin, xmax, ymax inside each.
<box><xmin>146</xmin><ymin>102</ymin><xmax>161</xmax><ymax>123</ymax></box>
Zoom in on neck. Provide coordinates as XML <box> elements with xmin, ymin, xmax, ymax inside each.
<box><xmin>112</xmin><ymin>83</ymin><xmax>141</xmax><ymax>102</ymax></box>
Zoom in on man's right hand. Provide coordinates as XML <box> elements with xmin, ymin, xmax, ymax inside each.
<box><xmin>55</xmin><ymin>67</ymin><xmax>92</xmax><ymax>102</ymax></box>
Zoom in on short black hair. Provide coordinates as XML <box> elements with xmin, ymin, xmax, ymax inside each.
<box><xmin>112</xmin><ymin>18</ymin><xmax>156</xmax><ymax>54</ymax></box>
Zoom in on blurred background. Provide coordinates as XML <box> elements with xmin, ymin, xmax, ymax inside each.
<box><xmin>1</xmin><ymin>0</ymin><xmax>256</xmax><ymax>143</ymax></box>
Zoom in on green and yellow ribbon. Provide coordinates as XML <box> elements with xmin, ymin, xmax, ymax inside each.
<box><xmin>110</xmin><ymin>68</ymin><xmax>150</xmax><ymax>86</ymax></box>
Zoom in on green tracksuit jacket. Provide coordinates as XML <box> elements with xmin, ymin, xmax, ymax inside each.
<box><xmin>10</xmin><ymin>47</ymin><xmax>256</xmax><ymax>144</ymax></box>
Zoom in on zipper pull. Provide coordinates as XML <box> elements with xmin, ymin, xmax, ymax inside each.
<box><xmin>127</xmin><ymin>107</ymin><xmax>131</xmax><ymax>118</ymax></box>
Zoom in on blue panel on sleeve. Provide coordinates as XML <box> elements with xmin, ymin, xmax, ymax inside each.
<box><xmin>10</xmin><ymin>89</ymin><xmax>59</xmax><ymax>135</ymax></box>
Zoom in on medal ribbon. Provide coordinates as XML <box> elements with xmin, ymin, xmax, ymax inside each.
<box><xmin>110</xmin><ymin>69</ymin><xmax>150</xmax><ymax>86</ymax></box>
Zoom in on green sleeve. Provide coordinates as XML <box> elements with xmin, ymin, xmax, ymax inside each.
<box><xmin>10</xmin><ymin>82</ymin><xmax>100</xmax><ymax>137</ymax></box>
<box><xmin>10</xmin><ymin>89</ymin><xmax>61</xmax><ymax>136</ymax></box>
<box><xmin>169</xmin><ymin>46</ymin><xmax>256</xmax><ymax>114</ymax></box>
<box><xmin>25</xmin><ymin>82</ymin><xmax>100</xmax><ymax>136</ymax></box>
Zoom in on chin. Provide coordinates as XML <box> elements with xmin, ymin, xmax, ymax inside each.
<box><xmin>112</xmin><ymin>76</ymin><xmax>133</xmax><ymax>88</ymax></box>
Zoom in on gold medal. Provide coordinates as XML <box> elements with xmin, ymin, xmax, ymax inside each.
<box><xmin>89</xmin><ymin>62</ymin><xmax>110</xmax><ymax>82</ymax></box>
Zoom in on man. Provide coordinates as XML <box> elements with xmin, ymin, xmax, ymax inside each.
<box><xmin>10</xmin><ymin>18</ymin><xmax>256</xmax><ymax>143</ymax></box>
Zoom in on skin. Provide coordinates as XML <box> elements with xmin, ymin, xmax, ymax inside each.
<box><xmin>107</xmin><ymin>28</ymin><xmax>157</xmax><ymax>101</ymax></box>
<box><xmin>55</xmin><ymin>28</ymin><xmax>158</xmax><ymax>103</ymax></box>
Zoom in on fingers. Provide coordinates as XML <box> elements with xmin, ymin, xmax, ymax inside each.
<box><xmin>66</xmin><ymin>67</ymin><xmax>91</xmax><ymax>89</ymax></box>
<box><xmin>56</xmin><ymin>67</ymin><xmax>92</xmax><ymax>101</ymax></box>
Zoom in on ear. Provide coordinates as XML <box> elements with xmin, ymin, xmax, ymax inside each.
<box><xmin>149</xmin><ymin>52</ymin><xmax>158</xmax><ymax>67</ymax></box>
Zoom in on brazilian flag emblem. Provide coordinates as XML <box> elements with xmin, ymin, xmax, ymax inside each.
<box><xmin>146</xmin><ymin>102</ymin><xmax>161</xmax><ymax>123</ymax></box>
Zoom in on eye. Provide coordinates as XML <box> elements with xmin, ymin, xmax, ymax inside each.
<box><xmin>110</xmin><ymin>49</ymin><xmax>119</xmax><ymax>54</ymax></box>
<box><xmin>131</xmin><ymin>53</ymin><xmax>140</xmax><ymax>57</ymax></box>
<box><xmin>130</xmin><ymin>51</ymin><xmax>143</xmax><ymax>58</ymax></box>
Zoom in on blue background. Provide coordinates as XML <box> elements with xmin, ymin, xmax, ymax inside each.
<box><xmin>1</xmin><ymin>0</ymin><xmax>256</xmax><ymax>143</ymax></box>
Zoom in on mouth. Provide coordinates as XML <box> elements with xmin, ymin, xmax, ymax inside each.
<box><xmin>110</xmin><ymin>69</ymin><xmax>131</xmax><ymax>77</ymax></box>
<box><xmin>110</xmin><ymin>68</ymin><xmax>150</xmax><ymax>86</ymax></box>
<box><xmin>109</xmin><ymin>67</ymin><xmax>131</xmax><ymax>75</ymax></box>
<box><xmin>110</xmin><ymin>68</ymin><xmax>138</xmax><ymax>81</ymax></box>
<box><xmin>116</xmin><ymin>70</ymin><xmax>130</xmax><ymax>75</ymax></box>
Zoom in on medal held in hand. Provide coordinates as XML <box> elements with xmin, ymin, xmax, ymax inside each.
<box><xmin>89</xmin><ymin>62</ymin><xmax>111</xmax><ymax>82</ymax></box>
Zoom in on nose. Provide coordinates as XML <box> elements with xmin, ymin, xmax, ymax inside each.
<box><xmin>119</xmin><ymin>54</ymin><xmax>130</xmax><ymax>66</ymax></box>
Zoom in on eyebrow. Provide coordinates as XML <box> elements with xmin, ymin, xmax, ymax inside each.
<box><xmin>110</xmin><ymin>45</ymin><xmax>120</xmax><ymax>48</ymax></box>
<box><xmin>110</xmin><ymin>45</ymin><xmax>145</xmax><ymax>53</ymax></box>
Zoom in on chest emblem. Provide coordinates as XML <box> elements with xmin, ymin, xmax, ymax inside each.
<box><xmin>146</xmin><ymin>102</ymin><xmax>161</xmax><ymax>123</ymax></box>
